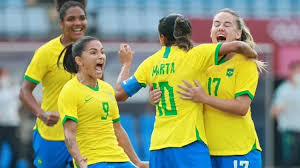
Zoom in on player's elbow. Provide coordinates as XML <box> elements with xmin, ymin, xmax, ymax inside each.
<box><xmin>19</xmin><ymin>87</ymin><xmax>26</xmax><ymax>103</ymax></box>
<box><xmin>236</xmin><ymin>105</ymin><xmax>249</xmax><ymax>116</ymax></box>
<box><xmin>115</xmin><ymin>91</ymin><xmax>129</xmax><ymax>102</ymax></box>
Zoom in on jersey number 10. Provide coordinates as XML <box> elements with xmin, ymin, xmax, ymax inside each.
<box><xmin>153</xmin><ymin>82</ymin><xmax>177</xmax><ymax>116</ymax></box>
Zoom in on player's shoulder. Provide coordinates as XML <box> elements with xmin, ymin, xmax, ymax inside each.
<box><xmin>61</xmin><ymin>77</ymin><xmax>77</xmax><ymax>93</ymax></box>
<box><xmin>35</xmin><ymin>35</ymin><xmax>63</xmax><ymax>54</ymax></box>
<box><xmin>191</xmin><ymin>43</ymin><xmax>218</xmax><ymax>51</ymax></box>
<box><xmin>234</xmin><ymin>54</ymin><xmax>257</xmax><ymax>66</ymax></box>
<box><xmin>98</xmin><ymin>80</ymin><xmax>114</xmax><ymax>91</ymax></box>
<box><xmin>188</xmin><ymin>43</ymin><xmax>219</xmax><ymax>57</ymax></box>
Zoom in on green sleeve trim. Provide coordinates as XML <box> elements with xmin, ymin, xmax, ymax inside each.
<box><xmin>235</xmin><ymin>90</ymin><xmax>254</xmax><ymax>100</ymax></box>
<box><xmin>62</xmin><ymin>115</ymin><xmax>78</xmax><ymax>125</ymax></box>
<box><xmin>163</xmin><ymin>46</ymin><xmax>171</xmax><ymax>58</ymax></box>
<box><xmin>113</xmin><ymin>118</ymin><xmax>120</xmax><ymax>123</ymax></box>
<box><xmin>140</xmin><ymin>83</ymin><xmax>146</xmax><ymax>88</ymax></box>
<box><xmin>214</xmin><ymin>43</ymin><xmax>223</xmax><ymax>65</ymax></box>
<box><xmin>24</xmin><ymin>75</ymin><xmax>40</xmax><ymax>84</ymax></box>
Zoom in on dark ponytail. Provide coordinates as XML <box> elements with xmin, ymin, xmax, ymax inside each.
<box><xmin>57</xmin><ymin>44</ymin><xmax>78</xmax><ymax>73</ymax></box>
<box><xmin>55</xmin><ymin>0</ymin><xmax>87</xmax><ymax>21</ymax></box>
<box><xmin>174</xmin><ymin>16</ymin><xmax>193</xmax><ymax>51</ymax></box>
<box><xmin>57</xmin><ymin>36</ymin><xmax>98</xmax><ymax>74</ymax></box>
<box><xmin>158</xmin><ymin>14</ymin><xmax>180</xmax><ymax>46</ymax></box>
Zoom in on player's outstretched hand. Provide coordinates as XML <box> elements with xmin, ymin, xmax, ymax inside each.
<box><xmin>149</xmin><ymin>86</ymin><xmax>162</xmax><ymax>105</ymax></box>
<box><xmin>118</xmin><ymin>43</ymin><xmax>135</xmax><ymax>66</ymax></box>
<box><xmin>177</xmin><ymin>79</ymin><xmax>208</xmax><ymax>103</ymax></box>
<box><xmin>136</xmin><ymin>161</ymin><xmax>149</xmax><ymax>168</ymax></box>
<box><xmin>39</xmin><ymin>111</ymin><xmax>60</xmax><ymax>126</ymax></box>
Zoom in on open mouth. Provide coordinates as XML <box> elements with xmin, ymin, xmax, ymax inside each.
<box><xmin>95</xmin><ymin>63</ymin><xmax>103</xmax><ymax>74</ymax></box>
<box><xmin>72</xmin><ymin>27</ymin><xmax>84</xmax><ymax>34</ymax></box>
<box><xmin>217</xmin><ymin>35</ymin><xmax>226</xmax><ymax>42</ymax></box>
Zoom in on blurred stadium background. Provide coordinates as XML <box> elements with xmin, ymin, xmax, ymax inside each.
<box><xmin>1</xmin><ymin>0</ymin><xmax>300</xmax><ymax>167</ymax></box>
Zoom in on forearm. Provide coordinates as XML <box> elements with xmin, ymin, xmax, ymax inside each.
<box><xmin>203</xmin><ymin>96</ymin><xmax>249</xmax><ymax>116</ymax></box>
<box><xmin>19</xmin><ymin>87</ymin><xmax>43</xmax><ymax>118</ymax></box>
<box><xmin>65</xmin><ymin>131</ymin><xmax>83</xmax><ymax>165</ymax></box>
<box><xmin>115</xmin><ymin>124</ymin><xmax>141</xmax><ymax>165</ymax></box>
<box><xmin>220</xmin><ymin>41</ymin><xmax>257</xmax><ymax>59</ymax></box>
<box><xmin>115</xmin><ymin>64</ymin><xmax>131</xmax><ymax>101</ymax></box>
<box><xmin>237</xmin><ymin>41</ymin><xmax>257</xmax><ymax>59</ymax></box>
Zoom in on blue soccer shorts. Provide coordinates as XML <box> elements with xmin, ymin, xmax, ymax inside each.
<box><xmin>211</xmin><ymin>150</ymin><xmax>262</xmax><ymax>168</ymax></box>
<box><xmin>88</xmin><ymin>162</ymin><xmax>135</xmax><ymax>168</ymax></box>
<box><xmin>150</xmin><ymin>141</ymin><xmax>212</xmax><ymax>168</ymax></box>
<box><xmin>32</xmin><ymin>130</ymin><xmax>72</xmax><ymax>168</ymax></box>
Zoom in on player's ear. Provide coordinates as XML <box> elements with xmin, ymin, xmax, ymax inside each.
<box><xmin>58</xmin><ymin>20</ymin><xmax>64</xmax><ymax>30</ymax></box>
<box><xmin>75</xmin><ymin>56</ymin><xmax>82</xmax><ymax>66</ymax></box>
<box><xmin>159</xmin><ymin>34</ymin><xmax>167</xmax><ymax>46</ymax></box>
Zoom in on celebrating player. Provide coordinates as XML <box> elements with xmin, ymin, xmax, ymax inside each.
<box><xmin>19</xmin><ymin>0</ymin><xmax>87</xmax><ymax>167</ymax></box>
<box><xmin>115</xmin><ymin>13</ymin><xmax>258</xmax><ymax>168</ymax></box>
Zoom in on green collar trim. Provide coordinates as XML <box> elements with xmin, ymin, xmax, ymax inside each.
<box><xmin>218</xmin><ymin>54</ymin><xmax>229</xmax><ymax>65</ymax></box>
<box><xmin>163</xmin><ymin>46</ymin><xmax>171</xmax><ymax>58</ymax></box>
<box><xmin>214</xmin><ymin>43</ymin><xmax>223</xmax><ymax>65</ymax></box>
<box><xmin>85</xmin><ymin>83</ymin><xmax>99</xmax><ymax>91</ymax></box>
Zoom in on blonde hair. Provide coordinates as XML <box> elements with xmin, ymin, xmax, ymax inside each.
<box><xmin>217</xmin><ymin>8</ymin><xmax>266</xmax><ymax>72</ymax></box>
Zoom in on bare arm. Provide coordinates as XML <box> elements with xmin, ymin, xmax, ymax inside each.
<box><xmin>219</xmin><ymin>41</ymin><xmax>258</xmax><ymax>59</ymax></box>
<box><xmin>177</xmin><ymin>79</ymin><xmax>251</xmax><ymax>116</ymax></box>
<box><xmin>64</xmin><ymin>120</ymin><xmax>87</xmax><ymax>168</ymax></box>
<box><xmin>115</xmin><ymin>44</ymin><xmax>134</xmax><ymax>102</ymax></box>
<box><xmin>113</xmin><ymin>122</ymin><xmax>149</xmax><ymax>168</ymax></box>
<box><xmin>19</xmin><ymin>80</ymin><xmax>59</xmax><ymax>126</ymax></box>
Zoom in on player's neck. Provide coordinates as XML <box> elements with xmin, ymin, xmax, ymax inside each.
<box><xmin>77</xmin><ymin>73</ymin><xmax>98</xmax><ymax>89</ymax></box>
<box><xmin>60</xmin><ymin>35</ymin><xmax>73</xmax><ymax>47</ymax></box>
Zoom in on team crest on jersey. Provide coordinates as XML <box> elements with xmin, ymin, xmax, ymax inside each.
<box><xmin>226</xmin><ymin>68</ymin><xmax>234</xmax><ymax>77</ymax></box>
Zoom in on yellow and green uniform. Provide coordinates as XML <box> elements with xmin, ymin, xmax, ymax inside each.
<box><xmin>204</xmin><ymin>54</ymin><xmax>262</xmax><ymax>156</ymax></box>
<box><xmin>132</xmin><ymin>44</ymin><xmax>221</xmax><ymax>150</ymax></box>
<box><xmin>25</xmin><ymin>35</ymin><xmax>72</xmax><ymax>141</ymax></box>
<box><xmin>58</xmin><ymin>77</ymin><xmax>130</xmax><ymax>165</ymax></box>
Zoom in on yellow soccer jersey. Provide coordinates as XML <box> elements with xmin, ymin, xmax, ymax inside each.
<box><xmin>59</xmin><ymin>77</ymin><xmax>129</xmax><ymax>165</ymax></box>
<box><xmin>204</xmin><ymin>54</ymin><xmax>262</xmax><ymax>156</ymax></box>
<box><xmin>134</xmin><ymin>43</ymin><xmax>221</xmax><ymax>150</ymax></box>
<box><xmin>24</xmin><ymin>35</ymin><xmax>73</xmax><ymax>141</ymax></box>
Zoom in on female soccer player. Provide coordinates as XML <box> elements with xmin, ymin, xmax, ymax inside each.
<box><xmin>176</xmin><ymin>8</ymin><xmax>263</xmax><ymax>168</ymax></box>
<box><xmin>114</xmin><ymin>13</ymin><xmax>258</xmax><ymax>168</ymax></box>
<box><xmin>58</xmin><ymin>36</ymin><xmax>148</xmax><ymax>168</ymax></box>
<box><xmin>19</xmin><ymin>0</ymin><xmax>87</xmax><ymax>167</ymax></box>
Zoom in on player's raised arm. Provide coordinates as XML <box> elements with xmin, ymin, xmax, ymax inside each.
<box><xmin>219</xmin><ymin>41</ymin><xmax>258</xmax><ymax>59</ymax></box>
<box><xmin>115</xmin><ymin>44</ymin><xmax>135</xmax><ymax>101</ymax></box>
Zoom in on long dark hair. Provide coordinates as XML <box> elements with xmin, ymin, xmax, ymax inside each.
<box><xmin>173</xmin><ymin>16</ymin><xmax>193</xmax><ymax>51</ymax></box>
<box><xmin>57</xmin><ymin>36</ymin><xmax>98</xmax><ymax>74</ymax></box>
<box><xmin>55</xmin><ymin>0</ymin><xmax>87</xmax><ymax>21</ymax></box>
<box><xmin>158</xmin><ymin>13</ymin><xmax>193</xmax><ymax>51</ymax></box>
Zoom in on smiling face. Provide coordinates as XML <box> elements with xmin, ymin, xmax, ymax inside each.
<box><xmin>59</xmin><ymin>6</ymin><xmax>87</xmax><ymax>43</ymax></box>
<box><xmin>75</xmin><ymin>40</ymin><xmax>106</xmax><ymax>80</ymax></box>
<box><xmin>210</xmin><ymin>12</ymin><xmax>242</xmax><ymax>43</ymax></box>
